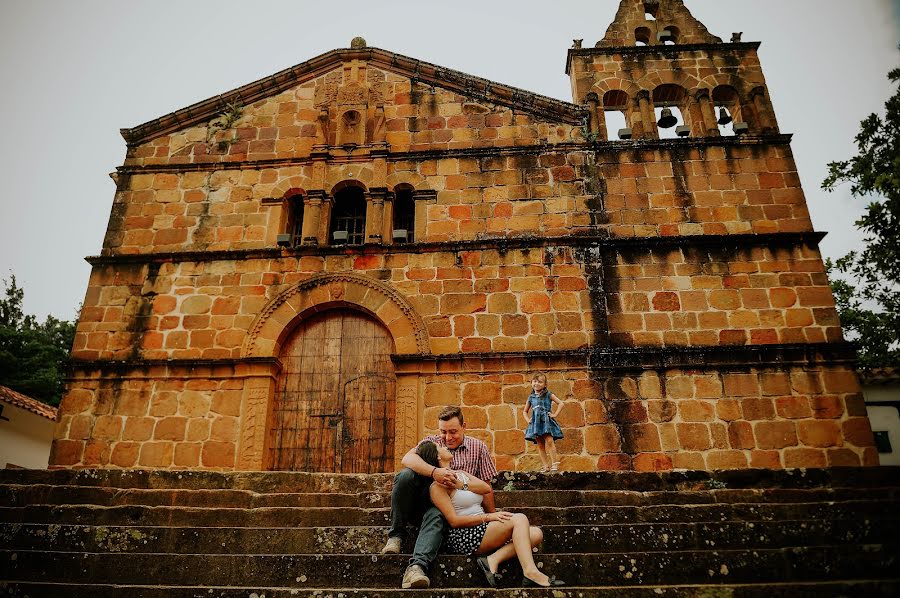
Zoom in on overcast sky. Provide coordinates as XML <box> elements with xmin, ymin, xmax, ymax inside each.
<box><xmin>1</xmin><ymin>0</ymin><xmax>898</xmax><ymax>321</ymax></box>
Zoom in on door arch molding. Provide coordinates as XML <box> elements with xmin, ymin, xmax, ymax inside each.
<box><xmin>242</xmin><ymin>272</ymin><xmax>430</xmax><ymax>358</ymax></box>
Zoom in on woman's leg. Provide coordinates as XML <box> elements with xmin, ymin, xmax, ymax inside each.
<box><xmin>544</xmin><ymin>435</ymin><xmax>559</xmax><ymax>466</ymax></box>
<box><xmin>476</xmin><ymin>514</ymin><xmax>548</xmax><ymax>584</ymax></box>
<box><xmin>534</xmin><ymin>436</ymin><xmax>550</xmax><ymax>470</ymax></box>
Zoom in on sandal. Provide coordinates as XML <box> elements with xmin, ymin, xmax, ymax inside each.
<box><xmin>550</xmin><ymin>462</ymin><xmax>560</xmax><ymax>472</ymax></box>
<box><xmin>522</xmin><ymin>575</ymin><xmax>565</xmax><ymax>587</ymax></box>
<box><xmin>476</xmin><ymin>556</ymin><xmax>498</xmax><ymax>588</ymax></box>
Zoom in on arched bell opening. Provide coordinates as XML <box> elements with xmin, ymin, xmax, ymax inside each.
<box><xmin>267</xmin><ymin>307</ymin><xmax>397</xmax><ymax>473</ymax></box>
<box><xmin>603</xmin><ymin>90</ymin><xmax>631</xmax><ymax>140</ymax></box>
<box><xmin>713</xmin><ymin>85</ymin><xmax>742</xmax><ymax>137</ymax></box>
<box><xmin>653</xmin><ymin>84</ymin><xmax>688</xmax><ymax>139</ymax></box>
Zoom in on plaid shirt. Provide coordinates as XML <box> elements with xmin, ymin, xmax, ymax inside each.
<box><xmin>417</xmin><ymin>435</ymin><xmax>498</xmax><ymax>481</ymax></box>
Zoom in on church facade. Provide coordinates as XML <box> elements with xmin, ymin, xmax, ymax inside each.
<box><xmin>51</xmin><ymin>0</ymin><xmax>878</xmax><ymax>472</ymax></box>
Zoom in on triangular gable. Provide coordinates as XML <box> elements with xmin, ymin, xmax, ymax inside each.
<box><xmin>122</xmin><ymin>47</ymin><xmax>587</xmax><ymax>146</ymax></box>
<box><xmin>597</xmin><ymin>0</ymin><xmax>721</xmax><ymax>48</ymax></box>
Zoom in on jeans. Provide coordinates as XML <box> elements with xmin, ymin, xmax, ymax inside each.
<box><xmin>388</xmin><ymin>467</ymin><xmax>448</xmax><ymax>570</ymax></box>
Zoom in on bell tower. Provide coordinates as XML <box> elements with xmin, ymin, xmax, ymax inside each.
<box><xmin>568</xmin><ymin>0</ymin><xmax>778</xmax><ymax>142</ymax></box>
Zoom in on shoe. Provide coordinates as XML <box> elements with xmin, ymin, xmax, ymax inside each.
<box><xmin>476</xmin><ymin>556</ymin><xmax>498</xmax><ymax>588</ymax></box>
<box><xmin>380</xmin><ymin>536</ymin><xmax>401</xmax><ymax>554</ymax></box>
<box><xmin>550</xmin><ymin>462</ymin><xmax>560</xmax><ymax>472</ymax></box>
<box><xmin>522</xmin><ymin>575</ymin><xmax>565</xmax><ymax>587</ymax></box>
<box><xmin>401</xmin><ymin>564</ymin><xmax>430</xmax><ymax>589</ymax></box>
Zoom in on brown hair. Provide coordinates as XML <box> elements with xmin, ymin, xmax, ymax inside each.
<box><xmin>416</xmin><ymin>441</ymin><xmax>439</xmax><ymax>468</ymax></box>
<box><xmin>531</xmin><ymin>372</ymin><xmax>547</xmax><ymax>384</ymax></box>
<box><xmin>437</xmin><ymin>405</ymin><xmax>464</xmax><ymax>426</ymax></box>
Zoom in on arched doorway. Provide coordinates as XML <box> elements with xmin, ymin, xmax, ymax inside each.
<box><xmin>267</xmin><ymin>308</ymin><xmax>396</xmax><ymax>473</ymax></box>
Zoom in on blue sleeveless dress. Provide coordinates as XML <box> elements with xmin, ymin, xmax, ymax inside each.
<box><xmin>524</xmin><ymin>391</ymin><xmax>563</xmax><ymax>442</ymax></box>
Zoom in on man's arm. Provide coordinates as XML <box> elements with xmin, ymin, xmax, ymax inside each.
<box><xmin>400</xmin><ymin>446</ymin><xmax>457</xmax><ymax>488</ymax></box>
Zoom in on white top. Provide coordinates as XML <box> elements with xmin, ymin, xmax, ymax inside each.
<box><xmin>449</xmin><ymin>472</ymin><xmax>485</xmax><ymax>516</ymax></box>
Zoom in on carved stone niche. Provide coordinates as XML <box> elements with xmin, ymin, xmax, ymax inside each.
<box><xmin>336</xmin><ymin>81</ymin><xmax>368</xmax><ymax>147</ymax></box>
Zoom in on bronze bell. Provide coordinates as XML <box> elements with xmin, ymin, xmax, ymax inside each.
<box><xmin>717</xmin><ymin>107</ymin><xmax>733</xmax><ymax>125</ymax></box>
<box><xmin>657</xmin><ymin>107</ymin><xmax>678</xmax><ymax>129</ymax></box>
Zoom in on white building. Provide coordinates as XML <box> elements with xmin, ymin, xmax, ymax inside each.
<box><xmin>861</xmin><ymin>369</ymin><xmax>900</xmax><ymax>466</ymax></box>
<box><xmin>0</xmin><ymin>385</ymin><xmax>57</xmax><ymax>469</ymax></box>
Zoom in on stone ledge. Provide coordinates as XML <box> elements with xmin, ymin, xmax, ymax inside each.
<box><xmin>85</xmin><ymin>231</ymin><xmax>827</xmax><ymax>266</ymax></box>
<box><xmin>115</xmin><ymin>134</ymin><xmax>794</xmax><ymax>174</ymax></box>
<box><xmin>566</xmin><ymin>41</ymin><xmax>763</xmax><ymax>73</ymax></box>
<box><xmin>391</xmin><ymin>342</ymin><xmax>857</xmax><ymax>372</ymax></box>
<box><xmin>65</xmin><ymin>343</ymin><xmax>856</xmax><ymax>376</ymax></box>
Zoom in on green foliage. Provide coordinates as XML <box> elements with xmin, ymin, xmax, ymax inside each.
<box><xmin>822</xmin><ymin>65</ymin><xmax>900</xmax><ymax>369</ymax></box>
<box><xmin>206</xmin><ymin>101</ymin><xmax>244</xmax><ymax>152</ymax></box>
<box><xmin>0</xmin><ymin>275</ymin><xmax>76</xmax><ymax>406</ymax></box>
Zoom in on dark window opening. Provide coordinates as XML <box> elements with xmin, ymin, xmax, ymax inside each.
<box><xmin>288</xmin><ymin>195</ymin><xmax>304</xmax><ymax>247</ymax></box>
<box><xmin>635</xmin><ymin>27</ymin><xmax>651</xmax><ymax>46</ymax></box>
<box><xmin>330</xmin><ymin>186</ymin><xmax>367</xmax><ymax>245</ymax></box>
<box><xmin>393</xmin><ymin>188</ymin><xmax>415</xmax><ymax>243</ymax></box>
<box><xmin>874</xmin><ymin>431</ymin><xmax>893</xmax><ymax>453</ymax></box>
<box><xmin>644</xmin><ymin>2</ymin><xmax>659</xmax><ymax>20</ymax></box>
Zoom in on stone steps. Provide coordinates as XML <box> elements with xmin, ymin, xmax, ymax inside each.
<box><xmin>1</xmin><ymin>466</ymin><xmax>898</xmax><ymax>596</ymax></box>
<box><xmin>4</xmin><ymin>483</ymin><xmax>898</xmax><ymax>508</ymax></box>
<box><xmin>3</xmin><ymin>466</ymin><xmax>896</xmax><ymax>493</ymax></box>
<box><xmin>3</xmin><ymin>581</ymin><xmax>899</xmax><ymax>598</ymax></box>
<box><xmin>4</xmin><ymin>519</ymin><xmax>898</xmax><ymax>554</ymax></box>
<box><xmin>3</xmin><ymin>545</ymin><xmax>898</xmax><ymax>587</ymax></box>
<box><xmin>1</xmin><ymin>500</ymin><xmax>895</xmax><ymax>528</ymax></box>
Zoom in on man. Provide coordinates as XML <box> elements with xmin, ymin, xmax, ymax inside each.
<box><xmin>380</xmin><ymin>405</ymin><xmax>498</xmax><ymax>589</ymax></box>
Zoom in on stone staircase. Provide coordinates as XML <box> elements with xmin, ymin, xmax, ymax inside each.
<box><xmin>1</xmin><ymin>467</ymin><xmax>898</xmax><ymax>597</ymax></box>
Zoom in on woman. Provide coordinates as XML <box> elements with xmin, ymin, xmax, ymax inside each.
<box><xmin>416</xmin><ymin>441</ymin><xmax>564</xmax><ymax>588</ymax></box>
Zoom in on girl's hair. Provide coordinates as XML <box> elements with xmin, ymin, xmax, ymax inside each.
<box><xmin>417</xmin><ymin>441</ymin><xmax>440</xmax><ymax>468</ymax></box>
<box><xmin>531</xmin><ymin>372</ymin><xmax>547</xmax><ymax>384</ymax></box>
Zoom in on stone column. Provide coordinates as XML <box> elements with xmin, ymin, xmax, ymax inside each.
<box><xmin>412</xmin><ymin>189</ymin><xmax>437</xmax><ymax>243</ymax></box>
<box><xmin>637</xmin><ymin>90</ymin><xmax>657</xmax><ymax>139</ymax></box>
<box><xmin>383</xmin><ymin>191</ymin><xmax>395</xmax><ymax>245</ymax></box>
<box><xmin>365</xmin><ymin>187</ymin><xmax>387</xmax><ymax>244</ymax></box>
<box><xmin>695</xmin><ymin>89</ymin><xmax>719</xmax><ymax>137</ymax></box>
<box><xmin>373</xmin><ymin>104</ymin><xmax>386</xmax><ymax>143</ymax></box>
<box><xmin>302</xmin><ymin>190</ymin><xmax>327</xmax><ymax>246</ymax></box>
<box><xmin>750</xmin><ymin>87</ymin><xmax>776</xmax><ymax>133</ymax></box>
<box><xmin>585</xmin><ymin>93</ymin><xmax>605</xmax><ymax>142</ymax></box>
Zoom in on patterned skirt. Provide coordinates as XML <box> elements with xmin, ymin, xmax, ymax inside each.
<box><xmin>445</xmin><ymin>522</ymin><xmax>488</xmax><ymax>554</ymax></box>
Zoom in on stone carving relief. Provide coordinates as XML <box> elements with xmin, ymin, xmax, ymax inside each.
<box><xmin>238</xmin><ymin>386</ymin><xmax>270</xmax><ymax>470</ymax></box>
<box><xmin>395</xmin><ymin>376</ymin><xmax>419</xmax><ymax>467</ymax></box>
<box><xmin>337</xmin><ymin>81</ymin><xmax>368</xmax><ymax>106</ymax></box>
<box><xmin>366</xmin><ymin>68</ymin><xmax>387</xmax><ymax>104</ymax></box>
<box><xmin>314</xmin><ymin>71</ymin><xmax>342</xmax><ymax>108</ymax></box>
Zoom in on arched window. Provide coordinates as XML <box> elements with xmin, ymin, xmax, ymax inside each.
<box><xmin>330</xmin><ymin>185</ymin><xmax>367</xmax><ymax>245</ymax></box>
<box><xmin>659</xmin><ymin>25</ymin><xmax>679</xmax><ymax>45</ymax></box>
<box><xmin>652</xmin><ymin>84</ymin><xmax>687</xmax><ymax>139</ymax></box>
<box><xmin>713</xmin><ymin>85</ymin><xmax>741</xmax><ymax>136</ymax></box>
<box><xmin>635</xmin><ymin>27</ymin><xmax>651</xmax><ymax>46</ymax></box>
<box><xmin>392</xmin><ymin>185</ymin><xmax>415</xmax><ymax>243</ymax></box>
<box><xmin>603</xmin><ymin>90</ymin><xmax>630</xmax><ymax>141</ymax></box>
<box><xmin>644</xmin><ymin>2</ymin><xmax>658</xmax><ymax>20</ymax></box>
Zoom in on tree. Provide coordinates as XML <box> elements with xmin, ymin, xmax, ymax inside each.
<box><xmin>0</xmin><ymin>275</ymin><xmax>77</xmax><ymax>406</ymax></box>
<box><xmin>822</xmin><ymin>65</ymin><xmax>900</xmax><ymax>369</ymax></box>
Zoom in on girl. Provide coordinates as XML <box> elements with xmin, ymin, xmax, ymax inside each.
<box><xmin>523</xmin><ymin>373</ymin><xmax>563</xmax><ymax>472</ymax></box>
<box><xmin>417</xmin><ymin>441</ymin><xmax>564</xmax><ymax>588</ymax></box>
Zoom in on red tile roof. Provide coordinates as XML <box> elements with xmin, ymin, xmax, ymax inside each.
<box><xmin>0</xmin><ymin>385</ymin><xmax>57</xmax><ymax>421</ymax></box>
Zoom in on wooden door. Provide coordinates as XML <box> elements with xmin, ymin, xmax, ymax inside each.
<box><xmin>268</xmin><ymin>309</ymin><xmax>396</xmax><ymax>473</ymax></box>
